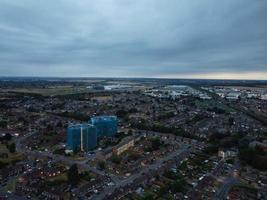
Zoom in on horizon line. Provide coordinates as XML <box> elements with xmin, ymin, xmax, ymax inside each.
<box><xmin>0</xmin><ymin>75</ymin><xmax>266</xmax><ymax>81</ymax></box>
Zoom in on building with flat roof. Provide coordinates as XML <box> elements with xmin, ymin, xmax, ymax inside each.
<box><xmin>90</xmin><ymin>116</ymin><xmax>118</xmax><ymax>137</ymax></box>
<box><xmin>113</xmin><ymin>137</ymin><xmax>135</xmax><ymax>156</ymax></box>
<box><xmin>67</xmin><ymin>124</ymin><xmax>97</xmax><ymax>152</ymax></box>
<box><xmin>226</xmin><ymin>92</ymin><xmax>241</xmax><ymax>100</ymax></box>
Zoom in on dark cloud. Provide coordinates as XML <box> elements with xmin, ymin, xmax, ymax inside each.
<box><xmin>0</xmin><ymin>0</ymin><xmax>266</xmax><ymax>79</ymax></box>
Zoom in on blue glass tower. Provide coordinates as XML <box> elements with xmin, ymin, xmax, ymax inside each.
<box><xmin>67</xmin><ymin>124</ymin><xmax>97</xmax><ymax>152</ymax></box>
<box><xmin>90</xmin><ymin>116</ymin><xmax>118</xmax><ymax>137</ymax></box>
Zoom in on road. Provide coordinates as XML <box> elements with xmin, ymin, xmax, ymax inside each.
<box><xmin>91</xmin><ymin>145</ymin><xmax>190</xmax><ymax>200</ymax></box>
<box><xmin>16</xmin><ymin>131</ymin><xmax>106</xmax><ymax>175</ymax></box>
<box><xmin>213</xmin><ymin>177</ymin><xmax>240</xmax><ymax>200</ymax></box>
<box><xmin>0</xmin><ymin>132</ymin><xmax>35</xmax><ymax>199</ymax></box>
<box><xmin>22</xmin><ymin>149</ymin><xmax>106</xmax><ymax>177</ymax></box>
<box><xmin>19</xmin><ymin>139</ymin><xmax>190</xmax><ymax>200</ymax></box>
<box><xmin>212</xmin><ymin>160</ymin><xmax>240</xmax><ymax>200</ymax></box>
<box><xmin>15</xmin><ymin>131</ymin><xmax>195</xmax><ymax>200</ymax></box>
<box><xmin>0</xmin><ymin>192</ymin><xmax>28</xmax><ymax>200</ymax></box>
<box><xmin>15</xmin><ymin>131</ymin><xmax>37</xmax><ymax>152</ymax></box>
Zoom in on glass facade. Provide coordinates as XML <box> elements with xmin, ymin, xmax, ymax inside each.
<box><xmin>67</xmin><ymin>124</ymin><xmax>97</xmax><ymax>152</ymax></box>
<box><xmin>90</xmin><ymin>116</ymin><xmax>118</xmax><ymax>137</ymax></box>
<box><xmin>67</xmin><ymin>116</ymin><xmax>118</xmax><ymax>153</ymax></box>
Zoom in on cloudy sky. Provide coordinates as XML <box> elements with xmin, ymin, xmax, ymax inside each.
<box><xmin>0</xmin><ymin>0</ymin><xmax>266</xmax><ymax>79</ymax></box>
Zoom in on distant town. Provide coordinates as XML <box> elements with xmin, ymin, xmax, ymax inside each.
<box><xmin>0</xmin><ymin>78</ymin><xmax>266</xmax><ymax>200</ymax></box>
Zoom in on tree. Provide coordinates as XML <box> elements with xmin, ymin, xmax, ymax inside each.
<box><xmin>128</xmin><ymin>151</ymin><xmax>140</xmax><ymax>161</ymax></box>
<box><xmin>128</xmin><ymin>129</ymin><xmax>133</xmax><ymax>135</ymax></box>
<box><xmin>111</xmin><ymin>155</ymin><xmax>121</xmax><ymax>164</ymax></box>
<box><xmin>0</xmin><ymin>121</ymin><xmax>7</xmax><ymax>128</ymax></box>
<box><xmin>80</xmin><ymin>171</ymin><xmax>93</xmax><ymax>181</ymax></box>
<box><xmin>0</xmin><ymin>133</ymin><xmax>12</xmax><ymax>142</ymax></box>
<box><xmin>57</xmin><ymin>121</ymin><xmax>63</xmax><ymax>128</ymax></box>
<box><xmin>67</xmin><ymin>164</ymin><xmax>79</xmax><ymax>186</ymax></box>
<box><xmin>170</xmin><ymin>178</ymin><xmax>186</xmax><ymax>193</ymax></box>
<box><xmin>0</xmin><ymin>161</ymin><xmax>8</xmax><ymax>169</ymax></box>
<box><xmin>116</xmin><ymin>109</ymin><xmax>128</xmax><ymax>118</ymax></box>
<box><xmin>151</xmin><ymin>137</ymin><xmax>161</xmax><ymax>151</ymax></box>
<box><xmin>8</xmin><ymin>143</ymin><xmax>16</xmax><ymax>153</ymax></box>
<box><xmin>238</xmin><ymin>136</ymin><xmax>253</xmax><ymax>149</ymax></box>
<box><xmin>239</xmin><ymin>147</ymin><xmax>267</xmax><ymax>170</ymax></box>
<box><xmin>142</xmin><ymin>192</ymin><xmax>154</xmax><ymax>200</ymax></box>
<box><xmin>98</xmin><ymin>160</ymin><xmax>106</xmax><ymax>170</ymax></box>
<box><xmin>4</xmin><ymin>133</ymin><xmax>12</xmax><ymax>141</ymax></box>
<box><xmin>228</xmin><ymin>117</ymin><xmax>234</xmax><ymax>125</ymax></box>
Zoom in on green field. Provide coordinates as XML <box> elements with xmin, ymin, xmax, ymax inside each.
<box><xmin>0</xmin><ymin>85</ymin><xmax>88</xmax><ymax>96</ymax></box>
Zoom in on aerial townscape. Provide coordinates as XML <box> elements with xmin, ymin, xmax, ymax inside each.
<box><xmin>0</xmin><ymin>0</ymin><xmax>267</xmax><ymax>200</ymax></box>
<box><xmin>0</xmin><ymin>78</ymin><xmax>266</xmax><ymax>200</ymax></box>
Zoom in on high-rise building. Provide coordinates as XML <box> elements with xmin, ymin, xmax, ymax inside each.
<box><xmin>90</xmin><ymin>116</ymin><xmax>118</xmax><ymax>137</ymax></box>
<box><xmin>67</xmin><ymin>124</ymin><xmax>97</xmax><ymax>152</ymax></box>
<box><xmin>66</xmin><ymin>116</ymin><xmax>118</xmax><ymax>153</ymax></box>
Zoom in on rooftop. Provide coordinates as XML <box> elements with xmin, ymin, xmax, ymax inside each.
<box><xmin>90</xmin><ymin>116</ymin><xmax>117</xmax><ymax>123</ymax></box>
<box><xmin>68</xmin><ymin>123</ymin><xmax>94</xmax><ymax>129</ymax></box>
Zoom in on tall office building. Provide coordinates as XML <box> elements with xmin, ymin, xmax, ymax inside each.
<box><xmin>90</xmin><ymin>116</ymin><xmax>118</xmax><ymax>137</ymax></box>
<box><xmin>67</xmin><ymin>124</ymin><xmax>97</xmax><ymax>152</ymax></box>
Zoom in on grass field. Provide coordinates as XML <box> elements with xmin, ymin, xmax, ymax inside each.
<box><xmin>0</xmin><ymin>85</ymin><xmax>88</xmax><ymax>96</ymax></box>
<box><xmin>91</xmin><ymin>96</ymin><xmax>112</xmax><ymax>101</ymax></box>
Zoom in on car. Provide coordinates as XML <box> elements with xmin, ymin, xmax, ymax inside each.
<box><xmin>107</xmin><ymin>182</ymin><xmax>115</xmax><ymax>186</ymax></box>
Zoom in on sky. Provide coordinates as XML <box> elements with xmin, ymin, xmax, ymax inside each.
<box><xmin>0</xmin><ymin>0</ymin><xmax>266</xmax><ymax>80</ymax></box>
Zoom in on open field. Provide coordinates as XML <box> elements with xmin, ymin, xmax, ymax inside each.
<box><xmin>0</xmin><ymin>85</ymin><xmax>88</xmax><ymax>96</ymax></box>
<box><xmin>91</xmin><ymin>95</ymin><xmax>113</xmax><ymax>101</ymax></box>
